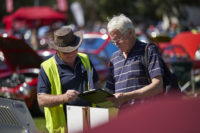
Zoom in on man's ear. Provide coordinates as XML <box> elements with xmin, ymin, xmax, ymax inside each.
<box><xmin>56</xmin><ymin>51</ymin><xmax>61</xmax><ymax>58</ymax></box>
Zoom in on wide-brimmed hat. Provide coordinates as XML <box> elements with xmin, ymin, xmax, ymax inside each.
<box><xmin>48</xmin><ymin>26</ymin><xmax>83</xmax><ymax>53</ymax></box>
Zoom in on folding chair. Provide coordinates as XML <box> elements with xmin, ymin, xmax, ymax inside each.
<box><xmin>161</xmin><ymin>45</ymin><xmax>195</xmax><ymax>93</ymax></box>
<box><xmin>170</xmin><ymin>61</ymin><xmax>195</xmax><ymax>92</ymax></box>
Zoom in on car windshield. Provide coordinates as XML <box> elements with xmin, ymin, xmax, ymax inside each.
<box><xmin>87</xmin><ymin>53</ymin><xmax>107</xmax><ymax>70</ymax></box>
<box><xmin>80</xmin><ymin>38</ymin><xmax>103</xmax><ymax>50</ymax></box>
<box><xmin>79</xmin><ymin>38</ymin><xmax>118</xmax><ymax>59</ymax></box>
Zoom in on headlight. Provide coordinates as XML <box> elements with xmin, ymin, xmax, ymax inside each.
<box><xmin>19</xmin><ymin>83</ymin><xmax>34</xmax><ymax>97</ymax></box>
<box><xmin>195</xmin><ymin>49</ymin><xmax>200</xmax><ymax>60</ymax></box>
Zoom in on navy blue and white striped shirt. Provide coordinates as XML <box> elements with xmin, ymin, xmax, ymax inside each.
<box><xmin>106</xmin><ymin>39</ymin><xmax>164</xmax><ymax>93</ymax></box>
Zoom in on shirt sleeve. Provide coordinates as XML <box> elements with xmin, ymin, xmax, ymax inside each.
<box><xmin>147</xmin><ymin>44</ymin><xmax>164</xmax><ymax>79</ymax></box>
<box><xmin>37</xmin><ymin>67</ymin><xmax>51</xmax><ymax>94</ymax></box>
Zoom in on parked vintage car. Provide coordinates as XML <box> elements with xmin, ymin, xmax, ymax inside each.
<box><xmin>0</xmin><ymin>35</ymin><xmax>43</xmax><ymax>116</ymax></box>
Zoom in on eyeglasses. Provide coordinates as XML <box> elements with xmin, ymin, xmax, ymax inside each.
<box><xmin>111</xmin><ymin>36</ymin><xmax>124</xmax><ymax>44</ymax></box>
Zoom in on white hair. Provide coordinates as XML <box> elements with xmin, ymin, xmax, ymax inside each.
<box><xmin>107</xmin><ymin>14</ymin><xmax>135</xmax><ymax>35</ymax></box>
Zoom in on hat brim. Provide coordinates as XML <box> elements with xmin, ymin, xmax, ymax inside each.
<box><xmin>48</xmin><ymin>31</ymin><xmax>83</xmax><ymax>53</ymax></box>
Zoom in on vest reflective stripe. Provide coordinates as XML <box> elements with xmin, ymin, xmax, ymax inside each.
<box><xmin>41</xmin><ymin>53</ymin><xmax>93</xmax><ymax>133</ymax></box>
<box><xmin>78</xmin><ymin>52</ymin><xmax>94</xmax><ymax>89</ymax></box>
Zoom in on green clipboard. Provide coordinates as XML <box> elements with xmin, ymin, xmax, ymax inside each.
<box><xmin>79</xmin><ymin>89</ymin><xmax>114</xmax><ymax>104</ymax></box>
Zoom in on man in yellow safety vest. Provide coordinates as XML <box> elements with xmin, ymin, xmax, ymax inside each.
<box><xmin>37</xmin><ymin>26</ymin><xmax>101</xmax><ymax>133</ymax></box>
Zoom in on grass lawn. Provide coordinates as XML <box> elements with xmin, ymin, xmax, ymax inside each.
<box><xmin>33</xmin><ymin>107</ymin><xmax>118</xmax><ymax>133</ymax></box>
<box><xmin>33</xmin><ymin>117</ymin><xmax>48</xmax><ymax>133</ymax></box>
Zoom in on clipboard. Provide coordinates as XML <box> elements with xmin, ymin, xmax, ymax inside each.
<box><xmin>79</xmin><ymin>89</ymin><xmax>114</xmax><ymax>104</ymax></box>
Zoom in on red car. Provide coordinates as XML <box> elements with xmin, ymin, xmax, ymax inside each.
<box><xmin>0</xmin><ymin>35</ymin><xmax>43</xmax><ymax>116</ymax></box>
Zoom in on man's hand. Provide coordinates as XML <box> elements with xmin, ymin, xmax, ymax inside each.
<box><xmin>107</xmin><ymin>93</ymin><xmax>127</xmax><ymax>108</ymax></box>
<box><xmin>63</xmin><ymin>90</ymin><xmax>80</xmax><ymax>103</ymax></box>
<box><xmin>37</xmin><ymin>90</ymin><xmax>80</xmax><ymax>107</ymax></box>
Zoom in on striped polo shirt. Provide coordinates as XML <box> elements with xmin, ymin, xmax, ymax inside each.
<box><xmin>106</xmin><ymin>39</ymin><xmax>164</xmax><ymax>93</ymax></box>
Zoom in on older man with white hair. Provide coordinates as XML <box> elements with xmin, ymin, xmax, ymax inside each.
<box><xmin>106</xmin><ymin>14</ymin><xmax>164</xmax><ymax>108</ymax></box>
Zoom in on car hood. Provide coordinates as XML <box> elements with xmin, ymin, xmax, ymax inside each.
<box><xmin>0</xmin><ymin>36</ymin><xmax>43</xmax><ymax>70</ymax></box>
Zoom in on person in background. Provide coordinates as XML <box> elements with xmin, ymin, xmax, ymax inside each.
<box><xmin>37</xmin><ymin>26</ymin><xmax>101</xmax><ymax>133</ymax></box>
<box><xmin>106</xmin><ymin>14</ymin><xmax>164</xmax><ymax>109</ymax></box>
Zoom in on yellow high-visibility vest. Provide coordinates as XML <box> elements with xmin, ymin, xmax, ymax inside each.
<box><xmin>41</xmin><ymin>53</ymin><xmax>92</xmax><ymax>133</ymax></box>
